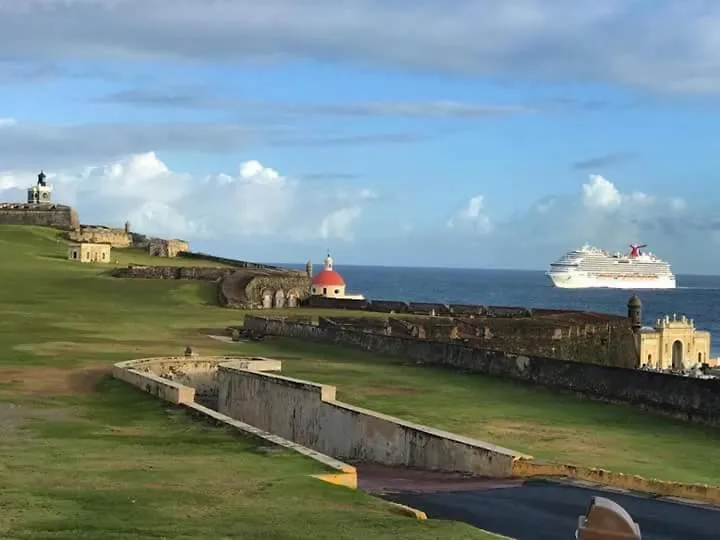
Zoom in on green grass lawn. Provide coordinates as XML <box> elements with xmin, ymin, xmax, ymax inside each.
<box><xmin>232</xmin><ymin>339</ymin><xmax>720</xmax><ymax>486</ymax></box>
<box><xmin>0</xmin><ymin>225</ymin><xmax>494</xmax><ymax>539</ymax></box>
<box><xmin>2</xmin><ymin>224</ymin><xmax>719</xmax><ymax>539</ymax></box>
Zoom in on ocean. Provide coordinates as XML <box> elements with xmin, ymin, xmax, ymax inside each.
<box><xmin>285</xmin><ymin>265</ymin><xmax>720</xmax><ymax>357</ymax></box>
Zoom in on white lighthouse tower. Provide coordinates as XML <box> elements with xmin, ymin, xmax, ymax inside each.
<box><xmin>27</xmin><ymin>170</ymin><xmax>53</xmax><ymax>204</ymax></box>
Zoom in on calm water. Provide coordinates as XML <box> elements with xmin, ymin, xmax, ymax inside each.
<box><xmin>279</xmin><ymin>265</ymin><xmax>720</xmax><ymax>356</ymax></box>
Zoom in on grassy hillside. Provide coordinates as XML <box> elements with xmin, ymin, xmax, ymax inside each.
<box><xmin>0</xmin><ymin>225</ymin><xmax>495</xmax><ymax>539</ymax></box>
<box><xmin>2</xmin><ymin>224</ymin><xmax>720</xmax><ymax>540</ymax></box>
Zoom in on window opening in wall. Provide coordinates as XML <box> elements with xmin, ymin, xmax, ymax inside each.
<box><xmin>648</xmin><ymin>354</ymin><xmax>652</xmax><ymax>363</ymax></box>
<box><xmin>334</xmin><ymin>289</ymin><xmax>339</xmax><ymax>294</ymax></box>
<box><xmin>699</xmin><ymin>352</ymin><xmax>703</xmax><ymax>363</ymax></box>
<box><xmin>323</xmin><ymin>287</ymin><xmax>327</xmax><ymax>295</ymax></box>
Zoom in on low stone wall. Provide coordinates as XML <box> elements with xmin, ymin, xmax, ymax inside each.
<box><xmin>111</xmin><ymin>265</ymin><xmax>234</xmax><ymax>281</ymax></box>
<box><xmin>122</xmin><ymin>355</ymin><xmax>281</xmax><ymax>407</ymax></box>
<box><xmin>512</xmin><ymin>460</ymin><xmax>720</xmax><ymax>505</ymax></box>
<box><xmin>178</xmin><ymin>251</ymin><xmax>280</xmax><ymax>269</ymax></box>
<box><xmin>243</xmin><ymin>316</ymin><xmax>720</xmax><ymax>426</ymax></box>
<box><xmin>217</xmin><ymin>364</ymin><xmax>525</xmax><ymax>477</ymax></box>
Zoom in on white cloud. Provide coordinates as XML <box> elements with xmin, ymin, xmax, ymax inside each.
<box><xmin>0</xmin><ymin>152</ymin><xmax>372</xmax><ymax>242</ymax></box>
<box><xmin>582</xmin><ymin>175</ymin><xmax>622</xmax><ymax>209</ymax></box>
<box><xmin>447</xmin><ymin>195</ymin><xmax>492</xmax><ymax>234</ymax></box>
<box><xmin>320</xmin><ymin>206</ymin><xmax>363</xmax><ymax>240</ymax></box>
<box><xmin>582</xmin><ymin>174</ymin><xmax>656</xmax><ymax>210</ymax></box>
<box><xmin>449</xmin><ymin>173</ymin><xmax>703</xmax><ymax>270</ymax></box>
<box><xmin>2</xmin><ymin>1</ymin><xmax>720</xmax><ymax>93</ymax></box>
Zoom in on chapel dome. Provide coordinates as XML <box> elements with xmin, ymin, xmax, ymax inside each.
<box><xmin>312</xmin><ymin>269</ymin><xmax>345</xmax><ymax>287</ymax></box>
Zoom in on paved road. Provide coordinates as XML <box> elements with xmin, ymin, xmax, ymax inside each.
<box><xmin>382</xmin><ymin>479</ymin><xmax>720</xmax><ymax>540</ymax></box>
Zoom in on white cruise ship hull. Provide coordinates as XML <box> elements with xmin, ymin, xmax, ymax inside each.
<box><xmin>547</xmin><ymin>272</ymin><xmax>676</xmax><ymax>290</ymax></box>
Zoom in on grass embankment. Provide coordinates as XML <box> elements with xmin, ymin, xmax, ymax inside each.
<box><xmin>2</xmin><ymin>224</ymin><xmax>719</xmax><ymax>539</ymax></box>
<box><xmin>0</xmin><ymin>226</ymin><xmax>490</xmax><ymax>539</ymax></box>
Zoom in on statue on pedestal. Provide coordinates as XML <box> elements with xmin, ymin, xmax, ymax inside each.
<box><xmin>37</xmin><ymin>171</ymin><xmax>46</xmax><ymax>187</ymax></box>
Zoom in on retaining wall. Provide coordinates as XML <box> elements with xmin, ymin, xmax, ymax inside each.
<box><xmin>113</xmin><ymin>354</ymin><xmax>720</xmax><ymax>506</ymax></box>
<box><xmin>112</xmin><ymin>356</ymin><xmax>358</xmax><ymax>490</ymax></box>
<box><xmin>243</xmin><ymin>316</ymin><xmax>720</xmax><ymax>426</ymax></box>
<box><xmin>118</xmin><ymin>355</ymin><xmax>281</xmax><ymax>406</ymax></box>
<box><xmin>217</xmin><ymin>364</ymin><xmax>525</xmax><ymax>477</ymax></box>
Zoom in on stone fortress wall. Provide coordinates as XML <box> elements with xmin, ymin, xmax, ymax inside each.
<box><xmin>300</xmin><ymin>299</ymin><xmax>638</xmax><ymax>368</ymax></box>
<box><xmin>0</xmin><ymin>203</ymin><xmax>79</xmax><ymax>230</ymax></box>
<box><xmin>69</xmin><ymin>224</ymin><xmax>132</xmax><ymax>247</ymax></box>
<box><xmin>244</xmin><ymin>315</ymin><xmax>720</xmax><ymax>427</ymax></box>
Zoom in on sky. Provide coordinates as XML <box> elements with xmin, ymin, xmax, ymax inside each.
<box><xmin>1</xmin><ymin>1</ymin><xmax>720</xmax><ymax>273</ymax></box>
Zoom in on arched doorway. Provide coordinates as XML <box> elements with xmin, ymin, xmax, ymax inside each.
<box><xmin>274</xmin><ymin>290</ymin><xmax>285</xmax><ymax>308</ymax></box>
<box><xmin>287</xmin><ymin>292</ymin><xmax>298</xmax><ymax>308</ymax></box>
<box><xmin>671</xmin><ymin>340</ymin><xmax>684</xmax><ymax>370</ymax></box>
<box><xmin>262</xmin><ymin>290</ymin><xmax>273</xmax><ymax>309</ymax></box>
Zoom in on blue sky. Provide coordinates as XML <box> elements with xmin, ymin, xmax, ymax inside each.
<box><xmin>1</xmin><ymin>1</ymin><xmax>720</xmax><ymax>272</ymax></box>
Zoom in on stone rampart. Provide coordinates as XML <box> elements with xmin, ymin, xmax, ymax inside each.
<box><xmin>69</xmin><ymin>225</ymin><xmax>130</xmax><ymax>247</ymax></box>
<box><xmin>111</xmin><ymin>265</ymin><xmax>234</xmax><ymax>281</ymax></box>
<box><xmin>217</xmin><ymin>364</ymin><xmax>524</xmax><ymax>476</ymax></box>
<box><xmin>178</xmin><ymin>251</ymin><xmax>281</xmax><ymax>269</ymax></box>
<box><xmin>319</xmin><ymin>314</ymin><xmax>636</xmax><ymax>368</ymax></box>
<box><xmin>0</xmin><ymin>204</ymin><xmax>79</xmax><ymax>230</ymax></box>
<box><xmin>244</xmin><ymin>316</ymin><xmax>720</xmax><ymax>426</ymax></box>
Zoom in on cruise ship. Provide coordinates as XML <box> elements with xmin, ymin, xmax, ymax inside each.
<box><xmin>546</xmin><ymin>244</ymin><xmax>676</xmax><ymax>289</ymax></box>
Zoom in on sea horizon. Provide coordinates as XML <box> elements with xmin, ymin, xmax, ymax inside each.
<box><xmin>262</xmin><ymin>264</ymin><xmax>720</xmax><ymax>356</ymax></box>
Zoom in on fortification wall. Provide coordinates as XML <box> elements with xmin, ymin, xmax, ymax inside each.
<box><xmin>148</xmin><ymin>238</ymin><xmax>190</xmax><ymax>257</ymax></box>
<box><xmin>0</xmin><ymin>204</ymin><xmax>79</xmax><ymax>230</ymax></box>
<box><xmin>112</xmin><ymin>265</ymin><xmax>234</xmax><ymax>281</ymax></box>
<box><xmin>244</xmin><ymin>316</ymin><xmax>720</xmax><ymax>426</ymax></box>
<box><xmin>178</xmin><ymin>251</ymin><xmax>281</xmax><ymax>269</ymax></box>
<box><xmin>69</xmin><ymin>226</ymin><xmax>130</xmax><ymax>247</ymax></box>
<box><xmin>217</xmin><ymin>364</ymin><xmax>523</xmax><ymax>476</ymax></box>
<box><xmin>321</xmin><ymin>313</ymin><xmax>636</xmax><ymax>368</ymax></box>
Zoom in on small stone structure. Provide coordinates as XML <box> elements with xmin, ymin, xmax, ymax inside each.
<box><xmin>69</xmin><ymin>225</ymin><xmax>132</xmax><ymax>248</ymax></box>
<box><xmin>222</xmin><ymin>268</ymin><xmax>312</xmax><ymax>309</ymax></box>
<box><xmin>148</xmin><ymin>238</ymin><xmax>189</xmax><ymax>258</ymax></box>
<box><xmin>67</xmin><ymin>242</ymin><xmax>111</xmax><ymax>264</ymax></box>
<box><xmin>310</xmin><ymin>253</ymin><xmax>365</xmax><ymax>300</ymax></box>
<box><xmin>639</xmin><ymin>314</ymin><xmax>711</xmax><ymax>370</ymax></box>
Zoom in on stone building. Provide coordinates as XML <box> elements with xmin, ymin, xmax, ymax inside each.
<box><xmin>220</xmin><ymin>267</ymin><xmax>312</xmax><ymax>309</ymax></box>
<box><xmin>0</xmin><ymin>172</ymin><xmax>79</xmax><ymax>230</ymax></box>
<box><xmin>310</xmin><ymin>253</ymin><xmax>365</xmax><ymax>300</ymax></box>
<box><xmin>148</xmin><ymin>238</ymin><xmax>190</xmax><ymax>257</ymax></box>
<box><xmin>639</xmin><ymin>314</ymin><xmax>711</xmax><ymax>370</ymax></box>
<box><xmin>67</xmin><ymin>242</ymin><xmax>111</xmax><ymax>264</ymax></box>
<box><xmin>69</xmin><ymin>225</ymin><xmax>131</xmax><ymax>248</ymax></box>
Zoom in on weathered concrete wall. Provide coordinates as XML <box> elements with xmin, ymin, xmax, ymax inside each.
<box><xmin>244</xmin><ymin>316</ymin><xmax>720</xmax><ymax>426</ymax></box>
<box><xmin>111</xmin><ymin>356</ymin><xmax>360</xmax><ymax>491</ymax></box>
<box><xmin>112</xmin><ymin>365</ymin><xmax>196</xmax><ymax>404</ymax></box>
<box><xmin>217</xmin><ymin>364</ymin><xmax>524</xmax><ymax>477</ymax></box>
<box><xmin>0</xmin><ymin>204</ymin><xmax>79</xmax><ymax>230</ymax></box>
<box><xmin>126</xmin><ymin>356</ymin><xmax>281</xmax><ymax>407</ymax></box>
